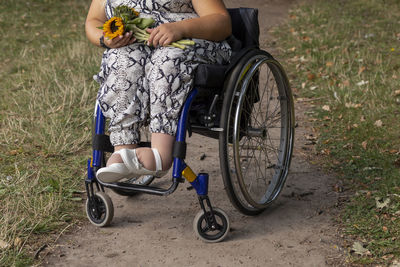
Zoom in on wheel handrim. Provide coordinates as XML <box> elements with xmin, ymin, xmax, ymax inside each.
<box><xmin>229</xmin><ymin>56</ymin><xmax>293</xmax><ymax>209</ymax></box>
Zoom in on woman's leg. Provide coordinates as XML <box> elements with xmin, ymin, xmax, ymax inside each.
<box><xmin>107</xmin><ymin>144</ymin><xmax>138</xmax><ymax>166</ymax></box>
<box><xmin>97</xmin><ymin>44</ymin><xmax>151</xmax><ymax>164</ymax></box>
<box><xmin>134</xmin><ymin>133</ymin><xmax>174</xmax><ymax>171</ymax></box>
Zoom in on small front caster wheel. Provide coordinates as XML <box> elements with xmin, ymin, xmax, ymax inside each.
<box><xmin>193</xmin><ymin>207</ymin><xmax>230</xmax><ymax>243</ymax></box>
<box><xmin>86</xmin><ymin>191</ymin><xmax>114</xmax><ymax>227</ymax></box>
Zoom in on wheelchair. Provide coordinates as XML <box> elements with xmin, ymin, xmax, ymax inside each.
<box><xmin>85</xmin><ymin>7</ymin><xmax>295</xmax><ymax>243</ymax></box>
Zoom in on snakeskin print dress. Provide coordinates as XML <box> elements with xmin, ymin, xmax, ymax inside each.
<box><xmin>94</xmin><ymin>0</ymin><xmax>231</xmax><ymax>146</ymax></box>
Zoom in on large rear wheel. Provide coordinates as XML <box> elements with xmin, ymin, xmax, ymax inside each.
<box><xmin>219</xmin><ymin>50</ymin><xmax>295</xmax><ymax>215</ymax></box>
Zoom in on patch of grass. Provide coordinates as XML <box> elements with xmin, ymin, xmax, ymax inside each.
<box><xmin>0</xmin><ymin>0</ymin><xmax>102</xmax><ymax>265</ymax></box>
<box><xmin>273</xmin><ymin>0</ymin><xmax>400</xmax><ymax>265</ymax></box>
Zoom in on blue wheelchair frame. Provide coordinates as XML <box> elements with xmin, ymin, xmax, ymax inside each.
<box><xmin>86</xmin><ymin>87</ymin><xmax>217</xmax><ymax>226</ymax></box>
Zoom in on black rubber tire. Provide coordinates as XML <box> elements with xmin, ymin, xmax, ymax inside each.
<box><xmin>219</xmin><ymin>49</ymin><xmax>295</xmax><ymax>216</ymax></box>
<box><xmin>193</xmin><ymin>208</ymin><xmax>230</xmax><ymax>243</ymax></box>
<box><xmin>86</xmin><ymin>191</ymin><xmax>114</xmax><ymax>227</ymax></box>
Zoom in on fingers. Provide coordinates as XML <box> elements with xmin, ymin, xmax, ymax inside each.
<box><xmin>151</xmin><ymin>31</ymin><xmax>163</xmax><ymax>47</ymax></box>
<box><xmin>146</xmin><ymin>27</ymin><xmax>158</xmax><ymax>47</ymax></box>
<box><xmin>114</xmin><ymin>32</ymin><xmax>133</xmax><ymax>47</ymax></box>
<box><xmin>147</xmin><ymin>26</ymin><xmax>173</xmax><ymax>47</ymax></box>
<box><xmin>105</xmin><ymin>32</ymin><xmax>135</xmax><ymax>48</ymax></box>
<box><xmin>158</xmin><ymin>34</ymin><xmax>171</xmax><ymax>47</ymax></box>
<box><xmin>128</xmin><ymin>36</ymin><xmax>137</xmax><ymax>45</ymax></box>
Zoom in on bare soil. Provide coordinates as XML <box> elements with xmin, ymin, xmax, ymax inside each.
<box><xmin>43</xmin><ymin>0</ymin><xmax>346</xmax><ymax>266</ymax></box>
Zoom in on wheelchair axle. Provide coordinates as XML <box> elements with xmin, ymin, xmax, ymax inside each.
<box><xmin>246</xmin><ymin>127</ymin><xmax>267</xmax><ymax>138</ymax></box>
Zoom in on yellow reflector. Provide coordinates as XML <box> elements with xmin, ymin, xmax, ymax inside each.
<box><xmin>182</xmin><ymin>166</ymin><xmax>196</xmax><ymax>183</ymax></box>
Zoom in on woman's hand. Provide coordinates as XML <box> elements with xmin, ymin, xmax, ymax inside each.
<box><xmin>104</xmin><ymin>31</ymin><xmax>136</xmax><ymax>48</ymax></box>
<box><xmin>146</xmin><ymin>23</ymin><xmax>184</xmax><ymax>47</ymax></box>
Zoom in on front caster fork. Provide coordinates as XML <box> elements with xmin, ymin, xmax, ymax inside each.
<box><xmin>85</xmin><ymin>159</ymin><xmax>114</xmax><ymax>227</ymax></box>
<box><xmin>182</xmin><ymin>168</ymin><xmax>230</xmax><ymax>242</ymax></box>
<box><xmin>85</xmin><ymin>159</ymin><xmax>105</xmax><ymax>217</ymax></box>
<box><xmin>198</xmin><ymin>195</ymin><xmax>220</xmax><ymax>231</ymax></box>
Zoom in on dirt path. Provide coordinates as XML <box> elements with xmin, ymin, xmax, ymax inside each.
<box><xmin>43</xmin><ymin>0</ymin><xmax>345</xmax><ymax>266</ymax></box>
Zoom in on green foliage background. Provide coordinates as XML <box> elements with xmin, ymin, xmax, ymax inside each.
<box><xmin>0</xmin><ymin>0</ymin><xmax>100</xmax><ymax>265</ymax></box>
<box><xmin>273</xmin><ymin>0</ymin><xmax>400</xmax><ymax>264</ymax></box>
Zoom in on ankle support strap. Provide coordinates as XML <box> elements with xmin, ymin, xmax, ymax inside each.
<box><xmin>117</xmin><ymin>148</ymin><xmax>163</xmax><ymax>173</ymax></box>
<box><xmin>151</xmin><ymin>148</ymin><xmax>163</xmax><ymax>172</ymax></box>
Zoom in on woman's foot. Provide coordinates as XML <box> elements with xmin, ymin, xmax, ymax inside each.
<box><xmin>96</xmin><ymin>148</ymin><xmax>167</xmax><ymax>183</ymax></box>
<box><xmin>96</xmin><ymin>161</ymin><xmax>132</xmax><ymax>183</ymax></box>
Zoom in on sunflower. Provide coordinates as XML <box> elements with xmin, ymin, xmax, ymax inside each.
<box><xmin>103</xmin><ymin>17</ymin><xmax>125</xmax><ymax>39</ymax></box>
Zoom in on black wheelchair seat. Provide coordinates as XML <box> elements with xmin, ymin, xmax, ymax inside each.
<box><xmin>193</xmin><ymin>8</ymin><xmax>260</xmax><ymax>91</ymax></box>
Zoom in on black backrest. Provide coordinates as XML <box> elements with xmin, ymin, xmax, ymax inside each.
<box><xmin>228</xmin><ymin>8</ymin><xmax>260</xmax><ymax>50</ymax></box>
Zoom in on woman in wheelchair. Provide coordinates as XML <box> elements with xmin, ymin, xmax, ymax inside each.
<box><xmin>85</xmin><ymin>0</ymin><xmax>232</xmax><ymax>183</ymax></box>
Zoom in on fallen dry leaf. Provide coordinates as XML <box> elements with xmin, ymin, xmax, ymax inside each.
<box><xmin>326</xmin><ymin>61</ymin><xmax>334</xmax><ymax>67</ymax></box>
<box><xmin>357</xmin><ymin>80</ymin><xmax>369</xmax><ymax>86</ymax></box>
<box><xmin>374</xmin><ymin>120</ymin><xmax>383</xmax><ymax>127</ymax></box>
<box><xmin>333</xmin><ymin>183</ymin><xmax>344</xmax><ymax>192</ymax></box>
<box><xmin>362</xmin><ymin>141</ymin><xmax>368</xmax><ymax>150</ymax></box>
<box><xmin>383</xmin><ymin>226</ymin><xmax>388</xmax><ymax>232</ymax></box>
<box><xmin>345</xmin><ymin>102</ymin><xmax>362</xmax><ymax>108</ymax></box>
<box><xmin>358</xmin><ymin>66</ymin><xmax>366</xmax><ymax>75</ymax></box>
<box><xmin>14</xmin><ymin>237</ymin><xmax>22</xmax><ymax>247</ymax></box>
<box><xmin>376</xmin><ymin>197</ymin><xmax>391</xmax><ymax>209</ymax></box>
<box><xmin>299</xmin><ymin>56</ymin><xmax>307</xmax><ymax>62</ymax></box>
<box><xmin>322</xmin><ymin>105</ymin><xmax>330</xmax><ymax>111</ymax></box>
<box><xmin>343</xmin><ymin>143</ymin><xmax>353</xmax><ymax>149</ymax></box>
<box><xmin>8</xmin><ymin>150</ymin><xmax>18</xmax><ymax>155</ymax></box>
<box><xmin>305</xmin><ymin>134</ymin><xmax>317</xmax><ymax>141</ymax></box>
<box><xmin>0</xmin><ymin>240</ymin><xmax>10</xmax><ymax>249</ymax></box>
<box><xmin>394</xmin><ymin>89</ymin><xmax>400</xmax><ymax>96</ymax></box>
<box><xmin>320</xmin><ymin>149</ymin><xmax>330</xmax><ymax>155</ymax></box>
<box><xmin>351</xmin><ymin>241</ymin><xmax>370</xmax><ymax>255</ymax></box>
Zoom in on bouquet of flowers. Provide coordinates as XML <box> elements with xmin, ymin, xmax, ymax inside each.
<box><xmin>101</xmin><ymin>5</ymin><xmax>195</xmax><ymax>49</ymax></box>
